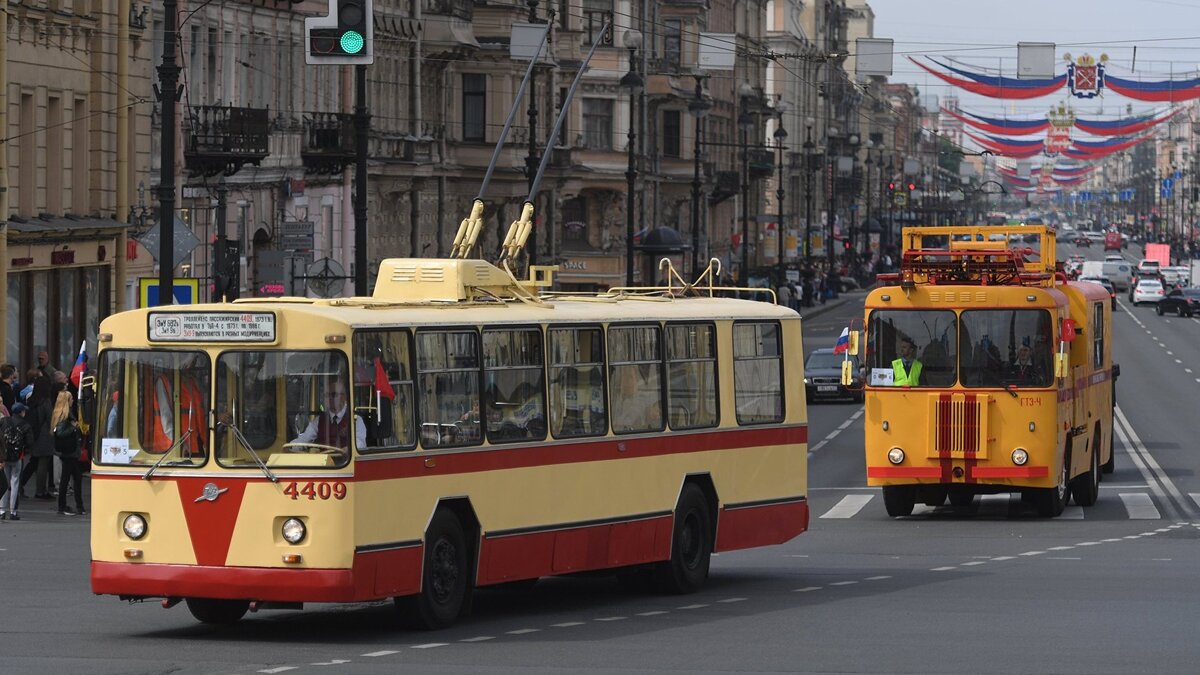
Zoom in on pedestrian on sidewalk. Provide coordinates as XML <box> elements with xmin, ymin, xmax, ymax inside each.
<box><xmin>1</xmin><ymin>402</ymin><xmax>34</xmax><ymax>520</ymax></box>
<box><xmin>0</xmin><ymin>364</ymin><xmax>16</xmax><ymax>412</ymax></box>
<box><xmin>52</xmin><ymin>386</ymin><xmax>85</xmax><ymax>516</ymax></box>
<box><xmin>19</xmin><ymin>376</ymin><xmax>55</xmax><ymax>500</ymax></box>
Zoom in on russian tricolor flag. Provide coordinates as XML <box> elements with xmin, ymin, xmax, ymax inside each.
<box><xmin>833</xmin><ymin>327</ymin><xmax>850</xmax><ymax>355</ymax></box>
<box><xmin>69</xmin><ymin>341</ymin><xmax>88</xmax><ymax>388</ymax></box>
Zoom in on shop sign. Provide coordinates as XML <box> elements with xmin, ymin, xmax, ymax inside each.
<box><xmin>51</xmin><ymin>250</ymin><xmax>75</xmax><ymax>265</ymax></box>
<box><xmin>562</xmin><ymin>260</ymin><xmax>588</xmax><ymax>270</ymax></box>
<box><xmin>10</xmin><ymin>257</ymin><xmax>33</xmax><ymax>267</ymax></box>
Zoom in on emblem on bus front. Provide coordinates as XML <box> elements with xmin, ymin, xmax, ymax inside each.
<box><xmin>195</xmin><ymin>483</ymin><xmax>229</xmax><ymax>503</ymax></box>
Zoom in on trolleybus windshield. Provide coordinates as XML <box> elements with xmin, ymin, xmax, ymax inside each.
<box><xmin>94</xmin><ymin>350</ymin><xmax>211</xmax><ymax>466</ymax></box>
<box><xmin>959</xmin><ymin>309</ymin><xmax>1054</xmax><ymax>388</ymax></box>
<box><xmin>865</xmin><ymin>310</ymin><xmax>957</xmax><ymax>387</ymax></box>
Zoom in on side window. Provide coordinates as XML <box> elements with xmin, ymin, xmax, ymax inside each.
<box><xmin>416</xmin><ymin>330</ymin><xmax>481</xmax><ymax>448</ymax></box>
<box><xmin>733</xmin><ymin>322</ymin><xmax>784</xmax><ymax>425</ymax></box>
<box><xmin>482</xmin><ymin>328</ymin><xmax>547</xmax><ymax>443</ymax></box>
<box><xmin>1092</xmin><ymin>303</ymin><xmax>1104</xmax><ymax>369</ymax></box>
<box><xmin>352</xmin><ymin>330</ymin><xmax>416</xmax><ymax>452</ymax></box>
<box><xmin>548</xmin><ymin>327</ymin><xmax>608</xmax><ymax>438</ymax></box>
<box><xmin>608</xmin><ymin>325</ymin><xmax>664</xmax><ymax>434</ymax></box>
<box><xmin>666</xmin><ymin>323</ymin><xmax>718</xmax><ymax>430</ymax></box>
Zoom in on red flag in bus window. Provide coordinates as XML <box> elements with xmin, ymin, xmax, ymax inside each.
<box><xmin>374</xmin><ymin>358</ymin><xmax>396</xmax><ymax>400</ymax></box>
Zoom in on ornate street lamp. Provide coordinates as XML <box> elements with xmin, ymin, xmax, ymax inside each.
<box><xmin>621</xmin><ymin>29</ymin><xmax>643</xmax><ymax>286</ymax></box>
<box><xmin>688</xmin><ymin>74</ymin><xmax>711</xmax><ymax>280</ymax></box>
<box><xmin>773</xmin><ymin>105</ymin><xmax>788</xmax><ymax>282</ymax></box>
<box><xmin>803</xmin><ymin>117</ymin><xmax>816</xmax><ymax>264</ymax></box>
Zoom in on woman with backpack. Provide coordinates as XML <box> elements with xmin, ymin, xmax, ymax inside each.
<box><xmin>1</xmin><ymin>402</ymin><xmax>34</xmax><ymax>520</ymax></box>
<box><xmin>52</xmin><ymin>384</ymin><xmax>85</xmax><ymax>516</ymax></box>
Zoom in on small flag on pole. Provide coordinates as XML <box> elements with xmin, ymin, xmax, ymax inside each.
<box><xmin>833</xmin><ymin>327</ymin><xmax>850</xmax><ymax>355</ymax></box>
<box><xmin>69</xmin><ymin>341</ymin><xmax>88</xmax><ymax>388</ymax></box>
<box><xmin>373</xmin><ymin>357</ymin><xmax>395</xmax><ymax>400</ymax></box>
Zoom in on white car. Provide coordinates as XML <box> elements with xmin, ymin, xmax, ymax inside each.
<box><xmin>1131</xmin><ymin>278</ymin><xmax>1165</xmax><ymax>305</ymax></box>
<box><xmin>1137</xmin><ymin>259</ymin><xmax>1161</xmax><ymax>276</ymax></box>
<box><xmin>1104</xmin><ymin>254</ymin><xmax>1124</xmax><ymax>263</ymax></box>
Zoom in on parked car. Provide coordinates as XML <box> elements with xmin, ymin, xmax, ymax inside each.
<box><xmin>1157</xmin><ymin>288</ymin><xmax>1200</xmax><ymax>317</ymax></box>
<box><xmin>804</xmin><ymin>348</ymin><xmax>863</xmax><ymax>403</ymax></box>
<box><xmin>1131</xmin><ymin>277</ymin><xmax>1165</xmax><ymax>305</ymax></box>
<box><xmin>1078</xmin><ymin>276</ymin><xmax>1117</xmax><ymax>309</ymax></box>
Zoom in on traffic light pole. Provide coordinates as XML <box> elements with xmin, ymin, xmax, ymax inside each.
<box><xmin>354</xmin><ymin>64</ymin><xmax>369</xmax><ymax>295</ymax></box>
<box><xmin>155</xmin><ymin>0</ymin><xmax>181</xmax><ymax>306</ymax></box>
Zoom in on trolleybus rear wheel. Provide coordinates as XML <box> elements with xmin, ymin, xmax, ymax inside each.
<box><xmin>185</xmin><ymin>598</ymin><xmax>249</xmax><ymax>625</ymax></box>
<box><xmin>882</xmin><ymin>486</ymin><xmax>916</xmax><ymax>517</ymax></box>
<box><xmin>1071</xmin><ymin>433</ymin><xmax>1100</xmax><ymax>507</ymax></box>
<box><xmin>653</xmin><ymin>484</ymin><xmax>712</xmax><ymax>594</ymax></box>
<box><xmin>398</xmin><ymin>510</ymin><xmax>469</xmax><ymax>629</ymax></box>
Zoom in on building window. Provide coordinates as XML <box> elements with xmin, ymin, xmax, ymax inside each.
<box><xmin>462</xmin><ymin>73</ymin><xmax>486</xmax><ymax>142</ymax></box>
<box><xmin>663</xmin><ymin>110</ymin><xmax>681</xmax><ymax>158</ymax></box>
<box><xmin>562</xmin><ymin>197</ymin><xmax>587</xmax><ymax>244</ymax></box>
<box><xmin>583</xmin><ymin>0</ymin><xmax>613</xmax><ymax>45</ymax></box>
<box><xmin>582</xmin><ymin>98</ymin><xmax>613</xmax><ymax>150</ymax></box>
<box><xmin>663</xmin><ymin>19</ymin><xmax>682</xmax><ymax>70</ymax></box>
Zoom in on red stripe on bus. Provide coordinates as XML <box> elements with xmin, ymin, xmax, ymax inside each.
<box><xmin>175</xmin><ymin>478</ymin><xmax>249</xmax><ymax>567</ymax></box>
<box><xmin>92</xmin><ymin>547</ymin><xmax>424</xmax><ymax>603</ymax></box>
<box><xmin>714</xmin><ymin>500</ymin><xmax>809</xmax><ymax>552</ymax></box>
<box><xmin>969</xmin><ymin>466</ymin><xmax>1049</xmax><ymax>479</ymax></box>
<box><xmin>477</xmin><ymin>515</ymin><xmax>674</xmax><ymax>586</ymax></box>
<box><xmin>355</xmin><ymin>425</ymin><xmax>808</xmax><ymax>482</ymax></box>
<box><xmin>867</xmin><ymin>466</ymin><xmax>943</xmax><ymax>478</ymax></box>
<box><xmin>963</xmin><ymin>393</ymin><xmax>978</xmax><ymax>484</ymax></box>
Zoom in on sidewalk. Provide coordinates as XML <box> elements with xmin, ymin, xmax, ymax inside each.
<box><xmin>798</xmin><ymin>287</ymin><xmax>869</xmax><ymax>321</ymax></box>
<box><xmin>0</xmin><ymin>473</ymin><xmax>90</xmax><ymax>523</ymax></box>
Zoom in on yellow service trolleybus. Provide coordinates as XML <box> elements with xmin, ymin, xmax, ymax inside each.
<box><xmin>88</xmin><ymin>259</ymin><xmax>810</xmax><ymax>627</ymax></box>
<box><xmin>856</xmin><ymin>225</ymin><xmax>1117</xmax><ymax>518</ymax></box>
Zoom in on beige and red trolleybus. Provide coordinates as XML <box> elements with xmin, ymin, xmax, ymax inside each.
<box><xmin>88</xmin><ymin>259</ymin><xmax>809</xmax><ymax>627</ymax></box>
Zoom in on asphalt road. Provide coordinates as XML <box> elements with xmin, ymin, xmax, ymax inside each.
<box><xmin>3</xmin><ymin>259</ymin><xmax>1199</xmax><ymax>674</ymax></box>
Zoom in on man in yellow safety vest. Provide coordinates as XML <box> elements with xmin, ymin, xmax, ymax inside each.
<box><xmin>891</xmin><ymin>337</ymin><xmax>922</xmax><ymax>386</ymax></box>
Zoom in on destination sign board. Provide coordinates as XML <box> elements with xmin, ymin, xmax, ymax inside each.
<box><xmin>148</xmin><ymin>312</ymin><xmax>277</xmax><ymax>343</ymax></box>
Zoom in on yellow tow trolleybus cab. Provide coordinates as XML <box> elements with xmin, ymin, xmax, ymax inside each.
<box><xmin>88</xmin><ymin>258</ymin><xmax>809</xmax><ymax>627</ymax></box>
<box><xmin>859</xmin><ymin>225</ymin><xmax>1117</xmax><ymax>518</ymax></box>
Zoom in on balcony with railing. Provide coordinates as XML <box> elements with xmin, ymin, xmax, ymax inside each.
<box><xmin>301</xmin><ymin>112</ymin><xmax>355</xmax><ymax>174</ymax></box>
<box><xmin>184</xmin><ymin>105</ymin><xmax>271</xmax><ymax>177</ymax></box>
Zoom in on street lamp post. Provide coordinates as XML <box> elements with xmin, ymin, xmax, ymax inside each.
<box><xmin>803</xmin><ymin>118</ymin><xmax>815</xmax><ymax>264</ymax></box>
<box><xmin>688</xmin><ymin>74</ymin><xmax>710</xmax><ymax>280</ymax></box>
<box><xmin>825</xmin><ymin>126</ymin><xmax>838</xmax><ymax>264</ymax></box>
<box><xmin>774</xmin><ymin>106</ymin><xmax>788</xmax><ymax>283</ymax></box>
<box><xmin>621</xmin><ymin>30</ymin><xmax>643</xmax><ymax>286</ymax></box>
<box><xmin>864</xmin><ymin>141</ymin><xmax>874</xmax><ymax>257</ymax></box>
<box><xmin>738</xmin><ymin>84</ymin><xmax>754</xmax><ymax>285</ymax></box>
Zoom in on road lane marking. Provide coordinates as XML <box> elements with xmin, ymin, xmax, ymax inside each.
<box><xmin>931</xmin><ymin>566</ymin><xmax>957</xmax><ymax>571</ymax></box>
<box><xmin>820</xmin><ymin>494</ymin><xmax>874</xmax><ymax>519</ymax></box>
<box><xmin>830</xmin><ymin>580</ymin><xmax>858</xmax><ymax>586</ymax></box>
<box><xmin>793</xmin><ymin>586</ymin><xmax>822</xmax><ymax>592</ymax></box>
<box><xmin>1119</xmin><ymin>493</ymin><xmax>1161</xmax><ymax>519</ymax></box>
<box><xmin>1115</xmin><ymin>407</ymin><xmax>1190</xmax><ymax>520</ymax></box>
<box><xmin>259</xmin><ymin>669</ymin><xmax>298</xmax><ymax>674</ymax></box>
<box><xmin>808</xmin><ymin>407</ymin><xmax>864</xmax><ymax>455</ymax></box>
<box><xmin>460</xmin><ymin>637</ymin><xmax>495</xmax><ymax>643</ymax></box>
<box><xmin>506</xmin><ymin>629</ymin><xmax>540</xmax><ymax>635</ymax></box>
<box><xmin>553</xmin><ymin>621</ymin><xmax>587</xmax><ymax>626</ymax></box>
<box><xmin>717</xmin><ymin>597</ymin><xmax>748</xmax><ymax>603</ymax></box>
<box><xmin>677</xmin><ymin>604</ymin><xmax>708</xmax><ymax>610</ymax></box>
<box><xmin>361</xmin><ymin>651</ymin><xmax>399</xmax><ymax>657</ymax></box>
<box><xmin>960</xmin><ymin>561</ymin><xmax>986</xmax><ymax>567</ymax></box>
<box><xmin>595</xmin><ymin>616</ymin><xmax>627</xmax><ymax>622</ymax></box>
<box><xmin>865</xmin><ymin>575</ymin><xmax>893</xmax><ymax>581</ymax></box>
<box><xmin>412</xmin><ymin>643</ymin><xmax>449</xmax><ymax>648</ymax></box>
<box><xmin>1191</xmin><ymin>494</ymin><xmax>1200</xmax><ymax>510</ymax></box>
<box><xmin>634</xmin><ymin>612</ymin><xmax>666</xmax><ymax>617</ymax></box>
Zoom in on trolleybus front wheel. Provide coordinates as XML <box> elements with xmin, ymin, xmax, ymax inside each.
<box><xmin>1030</xmin><ymin>456</ymin><xmax>1070</xmax><ymax>518</ymax></box>
<box><xmin>185</xmin><ymin>598</ymin><xmax>249</xmax><ymax>625</ymax></box>
<box><xmin>882</xmin><ymin>486</ymin><xmax>916</xmax><ymax>517</ymax></box>
<box><xmin>653</xmin><ymin>484</ymin><xmax>712</xmax><ymax>594</ymax></box>
<box><xmin>397</xmin><ymin>510</ymin><xmax>470</xmax><ymax>630</ymax></box>
<box><xmin>1071</xmin><ymin>433</ymin><xmax>1100</xmax><ymax>507</ymax></box>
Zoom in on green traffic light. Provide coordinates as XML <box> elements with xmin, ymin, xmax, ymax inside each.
<box><xmin>340</xmin><ymin>30</ymin><xmax>364</xmax><ymax>54</ymax></box>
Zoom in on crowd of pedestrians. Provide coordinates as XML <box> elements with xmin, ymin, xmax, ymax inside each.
<box><xmin>0</xmin><ymin>351</ymin><xmax>87</xmax><ymax>521</ymax></box>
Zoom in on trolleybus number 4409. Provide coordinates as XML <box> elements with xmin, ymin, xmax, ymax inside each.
<box><xmin>282</xmin><ymin>481</ymin><xmax>347</xmax><ymax>501</ymax></box>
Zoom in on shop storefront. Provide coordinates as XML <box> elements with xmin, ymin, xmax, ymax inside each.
<box><xmin>555</xmin><ymin>254</ymin><xmax>625</xmax><ymax>291</ymax></box>
<box><xmin>2</xmin><ymin>217</ymin><xmax>128</xmax><ymax>373</ymax></box>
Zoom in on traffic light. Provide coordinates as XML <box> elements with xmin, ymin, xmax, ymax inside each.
<box><xmin>888</xmin><ymin>181</ymin><xmax>896</xmax><ymax>191</ymax></box>
<box><xmin>907</xmin><ymin>182</ymin><xmax>916</xmax><ymax>191</ymax></box>
<box><xmin>213</xmin><ymin>240</ymin><xmax>241</xmax><ymax>302</ymax></box>
<box><xmin>306</xmin><ymin>0</ymin><xmax>373</xmax><ymax>65</ymax></box>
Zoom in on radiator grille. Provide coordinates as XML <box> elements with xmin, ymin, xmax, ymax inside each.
<box><xmin>930</xmin><ymin>393</ymin><xmax>989</xmax><ymax>458</ymax></box>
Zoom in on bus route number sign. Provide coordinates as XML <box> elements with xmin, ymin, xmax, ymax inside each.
<box><xmin>149</xmin><ymin>312</ymin><xmax>277</xmax><ymax>343</ymax></box>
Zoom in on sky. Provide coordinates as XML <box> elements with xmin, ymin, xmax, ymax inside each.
<box><xmin>869</xmin><ymin>0</ymin><xmax>1200</xmax><ymax>119</ymax></box>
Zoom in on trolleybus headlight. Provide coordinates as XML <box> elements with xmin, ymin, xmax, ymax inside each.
<box><xmin>1012</xmin><ymin>448</ymin><xmax>1029</xmax><ymax>466</ymax></box>
<box><xmin>887</xmin><ymin>447</ymin><xmax>905</xmax><ymax>465</ymax></box>
<box><xmin>122</xmin><ymin>513</ymin><xmax>147</xmax><ymax>540</ymax></box>
<box><xmin>282</xmin><ymin>517</ymin><xmax>307</xmax><ymax>544</ymax></box>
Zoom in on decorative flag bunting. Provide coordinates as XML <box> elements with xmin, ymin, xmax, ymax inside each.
<box><xmin>914</xmin><ymin>53</ymin><xmax>1200</xmax><ymax>102</ymax></box>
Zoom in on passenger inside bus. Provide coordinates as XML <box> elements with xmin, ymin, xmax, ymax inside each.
<box><xmin>141</xmin><ymin>360</ymin><xmax>208</xmax><ymax>456</ymax></box>
<box><xmin>289</xmin><ymin>382</ymin><xmax>366</xmax><ymax>455</ymax></box>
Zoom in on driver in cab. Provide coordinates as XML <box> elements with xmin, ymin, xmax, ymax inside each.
<box><xmin>291</xmin><ymin>383</ymin><xmax>367</xmax><ymax>454</ymax></box>
<box><xmin>891</xmin><ymin>337</ymin><xmax>923</xmax><ymax>386</ymax></box>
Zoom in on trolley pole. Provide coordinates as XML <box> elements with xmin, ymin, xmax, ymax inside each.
<box><xmin>354</xmin><ymin>64</ymin><xmax>369</xmax><ymax>295</ymax></box>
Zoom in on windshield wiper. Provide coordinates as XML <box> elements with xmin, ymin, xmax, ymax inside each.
<box><xmin>143</xmin><ymin>431</ymin><xmax>193</xmax><ymax>481</ymax></box>
<box><xmin>219</xmin><ymin>420</ymin><xmax>278</xmax><ymax>483</ymax></box>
